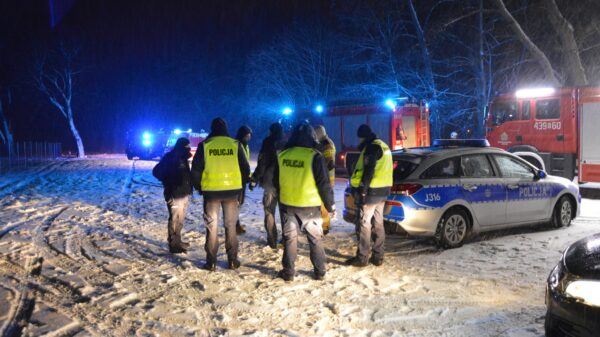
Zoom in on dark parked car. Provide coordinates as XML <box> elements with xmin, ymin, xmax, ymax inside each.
<box><xmin>546</xmin><ymin>232</ymin><xmax>600</xmax><ymax>336</ymax></box>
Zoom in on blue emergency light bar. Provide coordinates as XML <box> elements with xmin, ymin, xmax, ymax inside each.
<box><xmin>433</xmin><ymin>139</ymin><xmax>490</xmax><ymax>148</ymax></box>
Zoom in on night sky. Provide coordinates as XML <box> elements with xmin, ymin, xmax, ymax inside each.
<box><xmin>0</xmin><ymin>0</ymin><xmax>333</xmax><ymax>152</ymax></box>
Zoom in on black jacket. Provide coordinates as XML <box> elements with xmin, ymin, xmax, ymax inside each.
<box><xmin>190</xmin><ymin>132</ymin><xmax>251</xmax><ymax>200</ymax></box>
<box><xmin>152</xmin><ymin>150</ymin><xmax>193</xmax><ymax>200</ymax></box>
<box><xmin>354</xmin><ymin>136</ymin><xmax>390</xmax><ymax>204</ymax></box>
<box><xmin>252</xmin><ymin>134</ymin><xmax>284</xmax><ymax>188</ymax></box>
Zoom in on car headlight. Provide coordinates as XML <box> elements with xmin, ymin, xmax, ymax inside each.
<box><xmin>548</xmin><ymin>264</ymin><xmax>562</xmax><ymax>290</ymax></box>
<box><xmin>565</xmin><ymin>280</ymin><xmax>600</xmax><ymax>307</ymax></box>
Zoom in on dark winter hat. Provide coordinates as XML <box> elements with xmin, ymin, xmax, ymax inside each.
<box><xmin>287</xmin><ymin>121</ymin><xmax>317</xmax><ymax>148</ymax></box>
<box><xmin>269</xmin><ymin>122</ymin><xmax>283</xmax><ymax>135</ymax></box>
<box><xmin>174</xmin><ymin>137</ymin><xmax>191</xmax><ymax>149</ymax></box>
<box><xmin>236</xmin><ymin>125</ymin><xmax>252</xmax><ymax>140</ymax></box>
<box><xmin>357</xmin><ymin>124</ymin><xmax>373</xmax><ymax>138</ymax></box>
<box><xmin>210</xmin><ymin>117</ymin><xmax>228</xmax><ymax>134</ymax></box>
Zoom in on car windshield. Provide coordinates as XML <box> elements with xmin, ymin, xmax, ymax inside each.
<box><xmin>491</xmin><ymin>101</ymin><xmax>518</xmax><ymax>126</ymax></box>
<box><xmin>393</xmin><ymin>154</ymin><xmax>422</xmax><ymax>181</ymax></box>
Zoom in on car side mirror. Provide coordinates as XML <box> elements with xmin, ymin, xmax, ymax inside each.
<box><xmin>536</xmin><ymin>170</ymin><xmax>547</xmax><ymax>180</ymax></box>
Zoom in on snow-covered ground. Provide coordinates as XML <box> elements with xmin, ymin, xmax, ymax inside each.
<box><xmin>0</xmin><ymin>156</ymin><xmax>599</xmax><ymax>337</ymax></box>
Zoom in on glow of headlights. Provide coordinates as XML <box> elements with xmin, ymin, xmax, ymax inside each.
<box><xmin>565</xmin><ymin>280</ymin><xmax>600</xmax><ymax>307</ymax></box>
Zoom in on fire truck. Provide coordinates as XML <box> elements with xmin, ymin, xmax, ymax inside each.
<box><xmin>486</xmin><ymin>87</ymin><xmax>600</xmax><ymax>182</ymax></box>
<box><xmin>286</xmin><ymin>97</ymin><xmax>430</xmax><ymax>174</ymax></box>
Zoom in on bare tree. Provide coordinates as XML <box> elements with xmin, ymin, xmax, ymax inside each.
<box><xmin>0</xmin><ymin>89</ymin><xmax>14</xmax><ymax>156</ymax></box>
<box><xmin>34</xmin><ymin>44</ymin><xmax>85</xmax><ymax>158</ymax></box>
<box><xmin>246</xmin><ymin>22</ymin><xmax>342</xmax><ymax>121</ymax></box>
<box><xmin>491</xmin><ymin>0</ymin><xmax>590</xmax><ymax>86</ymax></box>
<box><xmin>543</xmin><ymin>0</ymin><xmax>587</xmax><ymax>85</ymax></box>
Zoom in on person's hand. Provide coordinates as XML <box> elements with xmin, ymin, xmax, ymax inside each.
<box><xmin>329</xmin><ymin>205</ymin><xmax>337</xmax><ymax>220</ymax></box>
<box><xmin>355</xmin><ymin>192</ymin><xmax>366</xmax><ymax>206</ymax></box>
<box><xmin>248</xmin><ymin>179</ymin><xmax>257</xmax><ymax>191</ymax></box>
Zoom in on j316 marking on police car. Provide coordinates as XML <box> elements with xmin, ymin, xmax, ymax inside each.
<box><xmin>425</xmin><ymin>193</ymin><xmax>441</xmax><ymax>202</ymax></box>
<box><xmin>519</xmin><ymin>184</ymin><xmax>549</xmax><ymax>198</ymax></box>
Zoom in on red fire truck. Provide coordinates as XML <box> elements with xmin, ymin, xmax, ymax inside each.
<box><xmin>486</xmin><ymin>87</ymin><xmax>600</xmax><ymax>182</ymax></box>
<box><xmin>289</xmin><ymin>97</ymin><xmax>430</xmax><ymax>173</ymax></box>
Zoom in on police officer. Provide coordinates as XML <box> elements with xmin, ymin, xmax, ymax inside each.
<box><xmin>346</xmin><ymin>124</ymin><xmax>393</xmax><ymax>267</ymax></box>
<box><xmin>314</xmin><ymin>125</ymin><xmax>336</xmax><ymax>235</ymax></box>
<box><xmin>274</xmin><ymin>122</ymin><xmax>335</xmax><ymax>281</ymax></box>
<box><xmin>152</xmin><ymin>137</ymin><xmax>193</xmax><ymax>254</ymax></box>
<box><xmin>191</xmin><ymin>118</ymin><xmax>250</xmax><ymax>271</ymax></box>
<box><xmin>235</xmin><ymin>125</ymin><xmax>252</xmax><ymax>234</ymax></box>
<box><xmin>251</xmin><ymin>122</ymin><xmax>285</xmax><ymax>249</ymax></box>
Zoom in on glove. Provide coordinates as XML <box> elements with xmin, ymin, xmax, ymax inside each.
<box><xmin>248</xmin><ymin>179</ymin><xmax>257</xmax><ymax>191</ymax></box>
<box><xmin>329</xmin><ymin>205</ymin><xmax>337</xmax><ymax>221</ymax></box>
<box><xmin>355</xmin><ymin>192</ymin><xmax>366</xmax><ymax>206</ymax></box>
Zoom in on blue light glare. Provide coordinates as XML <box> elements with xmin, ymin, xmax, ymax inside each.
<box><xmin>385</xmin><ymin>99</ymin><xmax>396</xmax><ymax>109</ymax></box>
<box><xmin>142</xmin><ymin>139</ymin><xmax>152</xmax><ymax>147</ymax></box>
<box><xmin>187</xmin><ymin>129</ymin><xmax>192</xmax><ymax>133</ymax></box>
<box><xmin>142</xmin><ymin>132</ymin><xmax>152</xmax><ymax>140</ymax></box>
<box><xmin>174</xmin><ymin>129</ymin><xmax>182</xmax><ymax>135</ymax></box>
<box><xmin>282</xmin><ymin>107</ymin><xmax>293</xmax><ymax>116</ymax></box>
<box><xmin>315</xmin><ymin>105</ymin><xmax>324</xmax><ymax>113</ymax></box>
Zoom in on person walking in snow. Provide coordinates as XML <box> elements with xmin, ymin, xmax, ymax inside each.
<box><xmin>274</xmin><ymin>122</ymin><xmax>336</xmax><ymax>281</ymax></box>
<box><xmin>250</xmin><ymin>122</ymin><xmax>285</xmax><ymax>249</ymax></box>
<box><xmin>152</xmin><ymin>137</ymin><xmax>193</xmax><ymax>254</ymax></box>
<box><xmin>191</xmin><ymin>118</ymin><xmax>251</xmax><ymax>271</ymax></box>
<box><xmin>235</xmin><ymin>125</ymin><xmax>252</xmax><ymax>234</ymax></box>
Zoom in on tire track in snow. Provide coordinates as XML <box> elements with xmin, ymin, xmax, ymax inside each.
<box><xmin>0</xmin><ymin>256</ymin><xmax>42</xmax><ymax>337</ymax></box>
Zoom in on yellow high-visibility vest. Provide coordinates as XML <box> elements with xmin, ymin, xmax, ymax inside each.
<box><xmin>278</xmin><ymin>147</ymin><xmax>321</xmax><ymax>207</ymax></box>
<box><xmin>201</xmin><ymin>136</ymin><xmax>242</xmax><ymax>191</ymax></box>
<box><xmin>241</xmin><ymin>143</ymin><xmax>250</xmax><ymax>161</ymax></box>
<box><xmin>350</xmin><ymin>139</ymin><xmax>393</xmax><ymax>188</ymax></box>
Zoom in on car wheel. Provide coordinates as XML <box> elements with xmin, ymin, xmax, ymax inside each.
<box><xmin>437</xmin><ymin>209</ymin><xmax>469</xmax><ymax>248</ymax></box>
<box><xmin>551</xmin><ymin>196</ymin><xmax>573</xmax><ymax>228</ymax></box>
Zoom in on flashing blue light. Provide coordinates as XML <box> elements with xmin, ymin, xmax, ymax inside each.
<box><xmin>282</xmin><ymin>107</ymin><xmax>293</xmax><ymax>116</ymax></box>
<box><xmin>187</xmin><ymin>128</ymin><xmax>192</xmax><ymax>133</ymax></box>
<box><xmin>315</xmin><ymin>105</ymin><xmax>324</xmax><ymax>113</ymax></box>
<box><xmin>174</xmin><ymin>129</ymin><xmax>182</xmax><ymax>135</ymax></box>
<box><xmin>385</xmin><ymin>99</ymin><xmax>396</xmax><ymax>109</ymax></box>
<box><xmin>142</xmin><ymin>132</ymin><xmax>152</xmax><ymax>140</ymax></box>
<box><xmin>426</xmin><ymin>102</ymin><xmax>430</xmax><ymax>109</ymax></box>
<box><xmin>142</xmin><ymin>139</ymin><xmax>152</xmax><ymax>147</ymax></box>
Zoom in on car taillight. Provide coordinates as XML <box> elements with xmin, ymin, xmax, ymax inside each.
<box><xmin>391</xmin><ymin>183</ymin><xmax>422</xmax><ymax>196</ymax></box>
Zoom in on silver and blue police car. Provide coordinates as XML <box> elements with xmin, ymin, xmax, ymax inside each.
<box><xmin>344</xmin><ymin>139</ymin><xmax>581</xmax><ymax>248</ymax></box>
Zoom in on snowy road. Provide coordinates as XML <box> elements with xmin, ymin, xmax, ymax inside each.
<box><xmin>0</xmin><ymin>156</ymin><xmax>599</xmax><ymax>337</ymax></box>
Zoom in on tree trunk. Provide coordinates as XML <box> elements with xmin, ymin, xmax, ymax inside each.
<box><xmin>492</xmin><ymin>0</ymin><xmax>560</xmax><ymax>85</ymax></box>
<box><xmin>2</xmin><ymin>119</ymin><xmax>13</xmax><ymax>157</ymax></box>
<box><xmin>68</xmin><ymin>113</ymin><xmax>85</xmax><ymax>158</ymax></box>
<box><xmin>0</xmin><ymin>95</ymin><xmax>14</xmax><ymax>157</ymax></box>
<box><xmin>406</xmin><ymin>0</ymin><xmax>440</xmax><ymax>138</ymax></box>
<box><xmin>476</xmin><ymin>0</ymin><xmax>485</xmax><ymax>138</ymax></box>
<box><xmin>544</xmin><ymin>0</ymin><xmax>588</xmax><ymax>86</ymax></box>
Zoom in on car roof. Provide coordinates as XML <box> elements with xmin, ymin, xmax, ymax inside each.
<box><xmin>393</xmin><ymin>146</ymin><xmax>508</xmax><ymax>159</ymax></box>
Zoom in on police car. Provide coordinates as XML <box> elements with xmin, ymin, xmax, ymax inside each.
<box><xmin>343</xmin><ymin>139</ymin><xmax>581</xmax><ymax>248</ymax></box>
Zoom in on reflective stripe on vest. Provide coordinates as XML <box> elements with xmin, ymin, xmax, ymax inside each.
<box><xmin>350</xmin><ymin>139</ymin><xmax>393</xmax><ymax>188</ymax></box>
<box><xmin>278</xmin><ymin>147</ymin><xmax>321</xmax><ymax>207</ymax></box>
<box><xmin>201</xmin><ymin>136</ymin><xmax>242</xmax><ymax>191</ymax></box>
